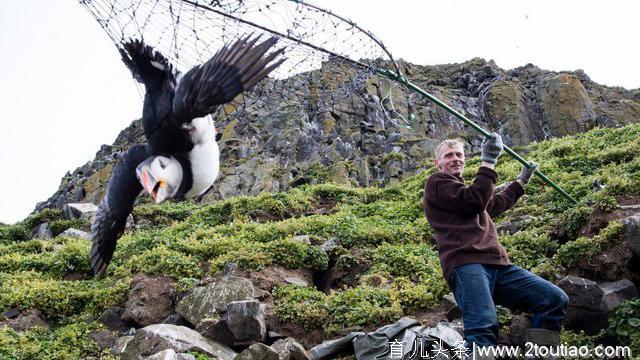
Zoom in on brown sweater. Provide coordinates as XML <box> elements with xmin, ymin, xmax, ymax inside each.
<box><xmin>423</xmin><ymin>166</ymin><xmax>525</xmax><ymax>285</ymax></box>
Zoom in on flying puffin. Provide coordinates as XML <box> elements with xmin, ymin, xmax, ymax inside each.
<box><xmin>89</xmin><ymin>35</ymin><xmax>285</xmax><ymax>275</ymax></box>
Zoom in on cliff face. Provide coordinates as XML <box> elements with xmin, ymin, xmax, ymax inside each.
<box><xmin>36</xmin><ymin>58</ymin><xmax>640</xmax><ymax>211</ymax></box>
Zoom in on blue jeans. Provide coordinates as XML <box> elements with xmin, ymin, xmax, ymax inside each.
<box><xmin>451</xmin><ymin>263</ymin><xmax>569</xmax><ymax>347</ymax></box>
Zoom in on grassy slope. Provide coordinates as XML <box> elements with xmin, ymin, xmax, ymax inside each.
<box><xmin>0</xmin><ymin>124</ymin><xmax>639</xmax><ymax>358</ymax></box>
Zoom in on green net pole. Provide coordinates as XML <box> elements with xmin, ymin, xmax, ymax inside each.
<box><xmin>377</xmin><ymin>69</ymin><xmax>578</xmax><ymax>205</ymax></box>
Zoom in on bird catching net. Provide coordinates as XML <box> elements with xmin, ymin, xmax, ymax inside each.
<box><xmin>79</xmin><ymin>0</ymin><xmax>577</xmax><ymax>204</ymax></box>
<box><xmin>80</xmin><ymin>0</ymin><xmax>404</xmax><ymax>122</ymax></box>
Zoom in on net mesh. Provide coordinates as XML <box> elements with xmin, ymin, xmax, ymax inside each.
<box><xmin>79</xmin><ymin>0</ymin><xmax>402</xmax><ymax>121</ymax></box>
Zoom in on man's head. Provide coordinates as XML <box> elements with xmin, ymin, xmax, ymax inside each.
<box><xmin>434</xmin><ymin>139</ymin><xmax>465</xmax><ymax>177</ymax></box>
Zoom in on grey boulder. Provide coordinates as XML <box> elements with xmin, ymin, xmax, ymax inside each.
<box><xmin>272</xmin><ymin>338</ymin><xmax>311</xmax><ymax>360</ymax></box>
<box><xmin>120</xmin><ymin>324</ymin><xmax>235</xmax><ymax>360</ymax></box>
<box><xmin>59</xmin><ymin>228</ymin><xmax>90</xmax><ymax>239</ymax></box>
<box><xmin>63</xmin><ymin>202</ymin><xmax>98</xmax><ymax>220</ymax></box>
<box><xmin>235</xmin><ymin>343</ymin><xmax>279</xmax><ymax>360</ymax></box>
<box><xmin>176</xmin><ymin>276</ymin><xmax>254</xmax><ymax>326</ymax></box>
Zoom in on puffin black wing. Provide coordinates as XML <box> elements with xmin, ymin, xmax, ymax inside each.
<box><xmin>172</xmin><ymin>35</ymin><xmax>286</xmax><ymax>121</ymax></box>
<box><xmin>119</xmin><ymin>39</ymin><xmax>175</xmax><ymax>91</ymax></box>
<box><xmin>120</xmin><ymin>40</ymin><xmax>185</xmax><ymax>154</ymax></box>
<box><xmin>90</xmin><ymin>145</ymin><xmax>149</xmax><ymax>275</ymax></box>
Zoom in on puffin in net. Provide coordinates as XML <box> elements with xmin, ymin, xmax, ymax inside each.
<box><xmin>89</xmin><ymin>35</ymin><xmax>285</xmax><ymax>275</ymax></box>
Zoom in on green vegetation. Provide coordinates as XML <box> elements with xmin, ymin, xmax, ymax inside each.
<box><xmin>1</xmin><ymin>124</ymin><xmax>639</xmax><ymax>357</ymax></box>
<box><xmin>555</xmin><ymin>221</ymin><xmax>624</xmax><ymax>268</ymax></box>
<box><xmin>0</xmin><ymin>321</ymin><xmax>116</xmax><ymax>359</ymax></box>
<box><xmin>608</xmin><ymin>297</ymin><xmax>640</xmax><ymax>355</ymax></box>
<box><xmin>0</xmin><ymin>209</ymin><xmax>84</xmax><ymax>244</ymax></box>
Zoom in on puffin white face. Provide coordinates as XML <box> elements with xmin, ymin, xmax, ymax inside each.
<box><xmin>183</xmin><ymin>116</ymin><xmax>215</xmax><ymax>145</ymax></box>
<box><xmin>136</xmin><ymin>156</ymin><xmax>183</xmax><ymax>204</ymax></box>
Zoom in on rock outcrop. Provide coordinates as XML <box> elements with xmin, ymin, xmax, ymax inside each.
<box><xmin>122</xmin><ymin>274</ymin><xmax>177</xmax><ymax>327</ymax></box>
<box><xmin>35</xmin><ymin>59</ymin><xmax>640</xmax><ymax>212</ymax></box>
<box><xmin>175</xmin><ymin>276</ymin><xmax>255</xmax><ymax>326</ymax></box>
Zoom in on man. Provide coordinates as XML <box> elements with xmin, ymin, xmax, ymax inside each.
<box><xmin>423</xmin><ymin>134</ymin><xmax>568</xmax><ymax>357</ymax></box>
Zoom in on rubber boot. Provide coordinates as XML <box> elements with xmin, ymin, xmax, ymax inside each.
<box><xmin>524</xmin><ymin>328</ymin><xmax>560</xmax><ymax>360</ymax></box>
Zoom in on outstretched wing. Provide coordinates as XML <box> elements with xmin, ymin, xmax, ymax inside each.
<box><xmin>172</xmin><ymin>35</ymin><xmax>286</xmax><ymax>121</ymax></box>
<box><xmin>119</xmin><ymin>39</ymin><xmax>176</xmax><ymax>91</ymax></box>
<box><xmin>120</xmin><ymin>39</ymin><xmax>182</xmax><ymax>153</ymax></box>
<box><xmin>90</xmin><ymin>145</ymin><xmax>149</xmax><ymax>275</ymax></box>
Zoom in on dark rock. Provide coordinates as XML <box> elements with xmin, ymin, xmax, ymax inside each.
<box><xmin>3</xmin><ymin>308</ymin><xmax>20</xmax><ymax>319</ymax></box>
<box><xmin>440</xmin><ymin>294</ymin><xmax>461</xmax><ymax>321</ymax></box>
<box><xmin>576</xmin><ymin>242</ymin><xmax>636</xmax><ymax>282</ymax></box>
<box><xmin>556</xmin><ymin>276</ymin><xmax>609</xmax><ymax>334</ymax></box>
<box><xmin>203</xmin><ymin>300</ymin><xmax>267</xmax><ymax>348</ymax></box>
<box><xmin>29</xmin><ymin>223</ymin><xmax>53</xmax><ymax>240</ymax></box>
<box><xmin>89</xmin><ymin>330</ymin><xmax>116</xmax><ymax>350</ymax></box>
<box><xmin>621</xmin><ymin>213</ymin><xmax>640</xmax><ymax>258</ymax></box>
<box><xmin>196</xmin><ymin>318</ymin><xmax>235</xmax><ymax>345</ymax></box>
<box><xmin>224</xmin><ymin>300</ymin><xmax>266</xmax><ymax>345</ymax></box>
<box><xmin>8</xmin><ymin>310</ymin><xmax>49</xmax><ymax>332</ymax></box>
<box><xmin>272</xmin><ymin>338</ymin><xmax>311</xmax><ymax>360</ymax></box>
<box><xmin>162</xmin><ymin>314</ymin><xmax>192</xmax><ymax>328</ymax></box>
<box><xmin>446</xmin><ymin>306</ymin><xmax>462</xmax><ymax>322</ymax></box>
<box><xmin>99</xmin><ymin>307</ymin><xmax>130</xmax><ymax>332</ymax></box>
<box><xmin>315</xmin><ymin>260</ymin><xmax>371</xmax><ymax>292</ymax></box>
<box><xmin>507</xmin><ymin>314</ymin><xmax>531</xmax><ymax>347</ymax></box>
<box><xmin>122</xmin><ymin>274</ymin><xmax>177</xmax><ymax>327</ymax></box>
<box><xmin>235</xmin><ymin>343</ymin><xmax>279</xmax><ymax>360</ymax></box>
<box><xmin>296</xmin><ymin>135</ymin><xmax>318</xmax><ymax>162</ymax></box>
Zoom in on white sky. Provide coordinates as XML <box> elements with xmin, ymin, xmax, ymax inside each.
<box><xmin>0</xmin><ymin>0</ymin><xmax>638</xmax><ymax>224</ymax></box>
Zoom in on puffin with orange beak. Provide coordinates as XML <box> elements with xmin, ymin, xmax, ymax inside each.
<box><xmin>136</xmin><ymin>155</ymin><xmax>183</xmax><ymax>204</ymax></box>
<box><xmin>89</xmin><ymin>35</ymin><xmax>285</xmax><ymax>275</ymax></box>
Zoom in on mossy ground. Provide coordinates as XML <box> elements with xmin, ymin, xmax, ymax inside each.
<box><xmin>1</xmin><ymin>124</ymin><xmax>639</xmax><ymax>358</ymax></box>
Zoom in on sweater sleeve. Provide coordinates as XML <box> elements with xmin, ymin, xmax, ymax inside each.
<box><xmin>486</xmin><ymin>181</ymin><xmax>525</xmax><ymax>218</ymax></box>
<box><xmin>427</xmin><ymin>166</ymin><xmax>499</xmax><ymax>215</ymax></box>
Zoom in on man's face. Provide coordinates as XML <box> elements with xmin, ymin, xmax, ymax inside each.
<box><xmin>435</xmin><ymin>144</ymin><xmax>465</xmax><ymax>176</ymax></box>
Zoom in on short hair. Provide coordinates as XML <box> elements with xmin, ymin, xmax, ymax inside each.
<box><xmin>434</xmin><ymin>139</ymin><xmax>465</xmax><ymax>158</ymax></box>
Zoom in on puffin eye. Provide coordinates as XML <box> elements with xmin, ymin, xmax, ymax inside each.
<box><xmin>159</xmin><ymin>160</ymin><xmax>167</xmax><ymax>169</ymax></box>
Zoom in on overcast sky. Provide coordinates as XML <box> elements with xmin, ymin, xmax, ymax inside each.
<box><xmin>0</xmin><ymin>0</ymin><xmax>638</xmax><ymax>224</ymax></box>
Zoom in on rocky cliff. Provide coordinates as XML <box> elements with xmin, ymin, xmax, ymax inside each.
<box><xmin>3</xmin><ymin>123</ymin><xmax>640</xmax><ymax>358</ymax></box>
<box><xmin>36</xmin><ymin>58</ymin><xmax>640</xmax><ymax>211</ymax></box>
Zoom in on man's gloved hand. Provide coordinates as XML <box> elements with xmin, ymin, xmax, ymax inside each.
<box><xmin>518</xmin><ymin>162</ymin><xmax>539</xmax><ymax>184</ymax></box>
<box><xmin>480</xmin><ymin>132</ymin><xmax>503</xmax><ymax>164</ymax></box>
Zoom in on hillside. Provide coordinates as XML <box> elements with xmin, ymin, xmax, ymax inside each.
<box><xmin>36</xmin><ymin>58</ymin><xmax>640</xmax><ymax>212</ymax></box>
<box><xmin>1</xmin><ymin>123</ymin><xmax>639</xmax><ymax>358</ymax></box>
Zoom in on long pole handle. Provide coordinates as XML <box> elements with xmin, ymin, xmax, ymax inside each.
<box><xmin>377</xmin><ymin>69</ymin><xmax>578</xmax><ymax>204</ymax></box>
